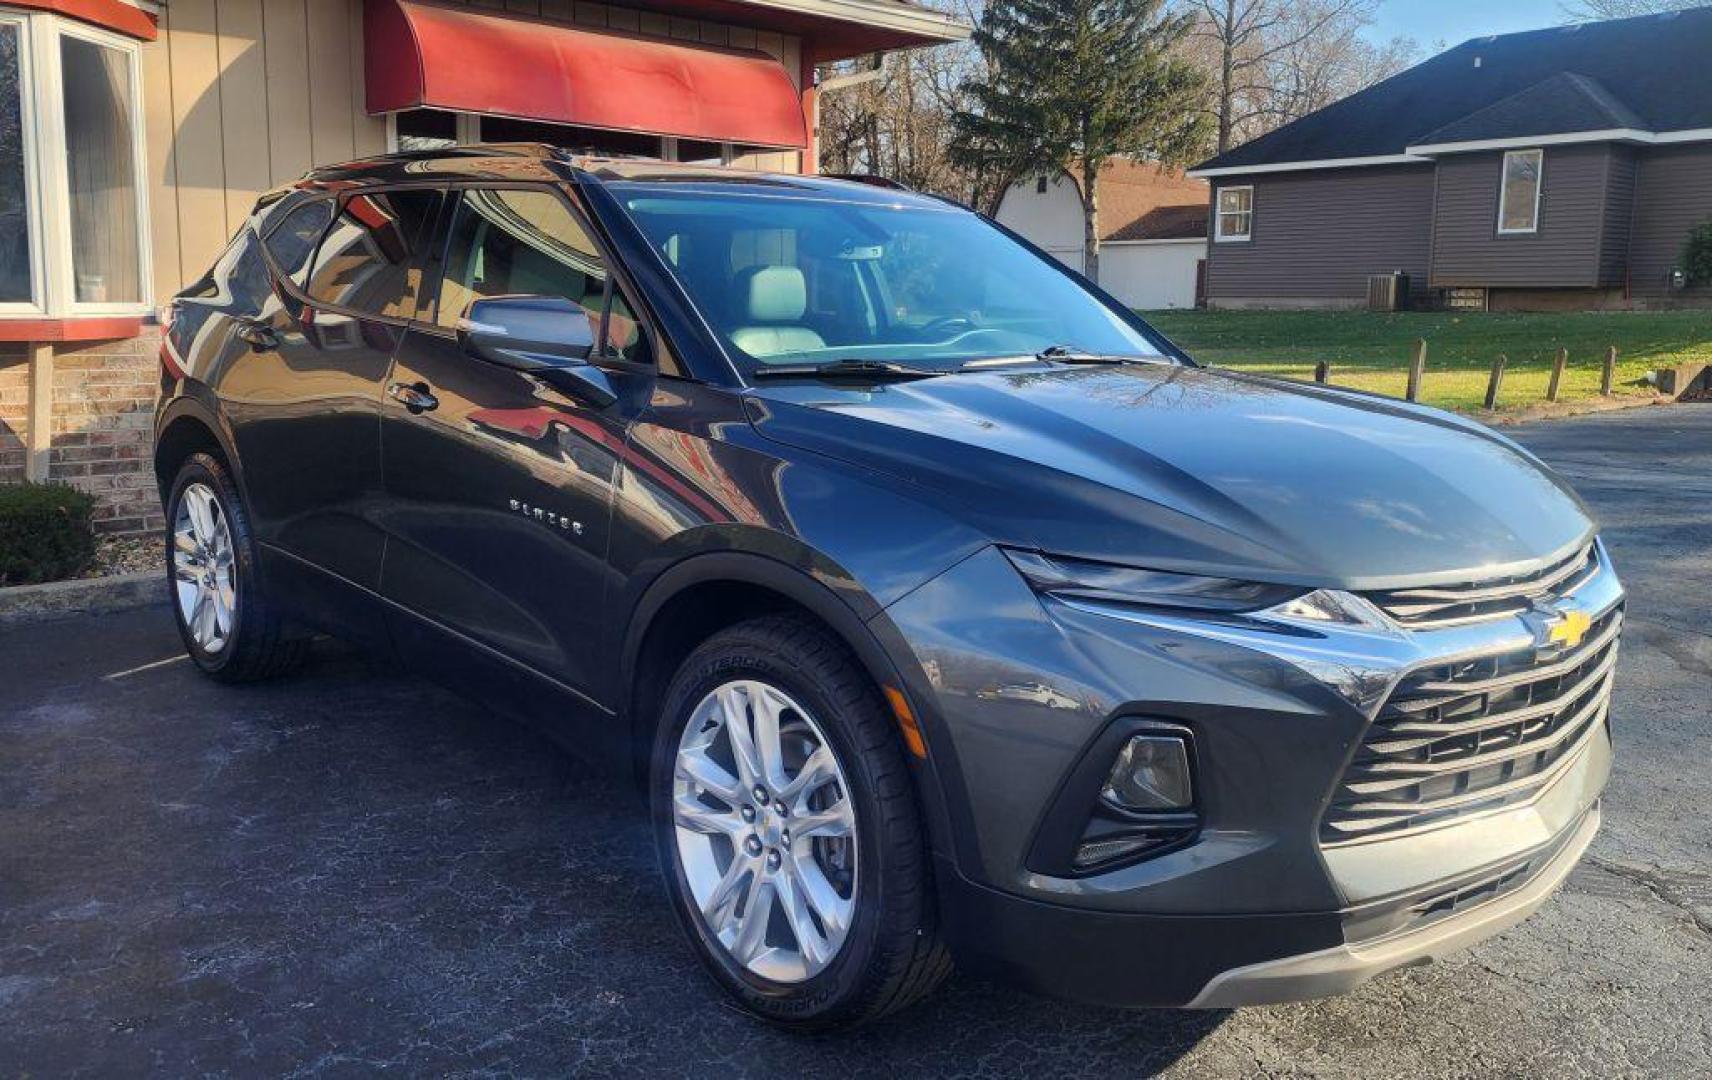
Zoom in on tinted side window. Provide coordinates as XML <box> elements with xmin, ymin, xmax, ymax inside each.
<box><xmin>261</xmin><ymin>198</ymin><xmax>335</xmax><ymax>286</ymax></box>
<box><xmin>305</xmin><ymin>188</ymin><xmax>443</xmax><ymax>319</ymax></box>
<box><xmin>435</xmin><ymin>188</ymin><xmax>607</xmax><ymax>331</ymax></box>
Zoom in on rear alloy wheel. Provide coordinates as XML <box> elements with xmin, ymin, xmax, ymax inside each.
<box><xmin>651</xmin><ymin>615</ymin><xmax>951</xmax><ymax>1030</ymax></box>
<box><xmin>172</xmin><ymin>482</ymin><xmax>237</xmax><ymax>655</ymax></box>
<box><xmin>672</xmin><ymin>679</ymin><xmax>858</xmax><ymax>983</ymax></box>
<box><xmin>165</xmin><ymin>453</ymin><xmax>308</xmax><ymax>682</ymax></box>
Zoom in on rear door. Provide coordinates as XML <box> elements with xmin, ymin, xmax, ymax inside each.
<box><xmin>378</xmin><ymin>184</ymin><xmax>653</xmax><ymax>710</ymax></box>
<box><xmin>219</xmin><ymin>187</ymin><xmax>442</xmax><ymax>593</ymax></box>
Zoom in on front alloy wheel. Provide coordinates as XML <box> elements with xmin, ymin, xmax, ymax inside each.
<box><xmin>652</xmin><ymin>615</ymin><xmax>951</xmax><ymax>1030</ymax></box>
<box><xmin>672</xmin><ymin>679</ymin><xmax>858</xmax><ymax>982</ymax></box>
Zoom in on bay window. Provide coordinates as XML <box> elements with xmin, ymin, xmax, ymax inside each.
<box><xmin>0</xmin><ymin>9</ymin><xmax>149</xmax><ymax>317</ymax></box>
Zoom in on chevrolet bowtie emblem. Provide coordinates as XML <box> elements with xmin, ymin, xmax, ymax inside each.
<box><xmin>1546</xmin><ymin>609</ymin><xmax>1592</xmax><ymax>650</ymax></box>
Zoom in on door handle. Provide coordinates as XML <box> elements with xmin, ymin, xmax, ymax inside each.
<box><xmin>387</xmin><ymin>380</ymin><xmax>439</xmax><ymax>414</ymax></box>
<box><xmin>234</xmin><ymin>319</ymin><xmax>280</xmax><ymax>351</ymax></box>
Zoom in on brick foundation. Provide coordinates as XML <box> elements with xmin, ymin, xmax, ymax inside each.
<box><xmin>0</xmin><ymin>329</ymin><xmax>163</xmax><ymax>536</ymax></box>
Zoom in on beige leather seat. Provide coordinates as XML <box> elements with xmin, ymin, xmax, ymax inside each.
<box><xmin>728</xmin><ymin>266</ymin><xmax>826</xmax><ymax>359</ymax></box>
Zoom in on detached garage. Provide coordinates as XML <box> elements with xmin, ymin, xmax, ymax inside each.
<box><xmin>994</xmin><ymin>160</ymin><xmax>1208</xmax><ymax>311</ymax></box>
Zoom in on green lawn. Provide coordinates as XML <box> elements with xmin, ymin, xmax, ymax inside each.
<box><xmin>1139</xmin><ymin>309</ymin><xmax>1712</xmax><ymax>413</ymax></box>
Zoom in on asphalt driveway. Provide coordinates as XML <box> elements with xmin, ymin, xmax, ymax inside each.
<box><xmin>3</xmin><ymin>404</ymin><xmax>1709</xmax><ymax>1077</ymax></box>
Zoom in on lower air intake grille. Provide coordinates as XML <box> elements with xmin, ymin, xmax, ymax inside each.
<box><xmin>1323</xmin><ymin>607</ymin><xmax>1622</xmax><ymax>842</ymax></box>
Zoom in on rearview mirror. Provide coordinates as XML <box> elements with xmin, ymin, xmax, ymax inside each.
<box><xmin>457</xmin><ymin>296</ymin><xmax>616</xmax><ymax>407</ymax></box>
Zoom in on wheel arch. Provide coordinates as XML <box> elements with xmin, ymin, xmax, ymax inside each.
<box><xmin>619</xmin><ymin>550</ymin><xmax>957</xmax><ymax>860</ymax></box>
<box><xmin>154</xmin><ymin>395</ymin><xmax>242</xmax><ymax>499</ymax></box>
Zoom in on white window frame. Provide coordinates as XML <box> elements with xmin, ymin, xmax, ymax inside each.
<box><xmin>0</xmin><ymin>8</ymin><xmax>151</xmax><ymax>318</ymax></box>
<box><xmin>1214</xmin><ymin>185</ymin><xmax>1253</xmax><ymax>243</ymax></box>
<box><xmin>1497</xmin><ymin>148</ymin><xmax>1544</xmax><ymax>236</ymax></box>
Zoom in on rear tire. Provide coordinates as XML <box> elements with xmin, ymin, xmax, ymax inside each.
<box><xmin>165</xmin><ymin>453</ymin><xmax>308</xmax><ymax>683</ymax></box>
<box><xmin>650</xmin><ymin>614</ymin><xmax>951</xmax><ymax>1031</ymax></box>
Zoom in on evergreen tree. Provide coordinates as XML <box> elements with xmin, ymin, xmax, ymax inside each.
<box><xmin>953</xmin><ymin>0</ymin><xmax>1211</xmax><ymax>284</ymax></box>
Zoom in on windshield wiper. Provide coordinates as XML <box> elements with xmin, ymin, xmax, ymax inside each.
<box><xmin>1035</xmin><ymin>345</ymin><xmax>1131</xmax><ymax>365</ymax></box>
<box><xmin>751</xmin><ymin>359</ymin><xmax>946</xmax><ymax>381</ymax></box>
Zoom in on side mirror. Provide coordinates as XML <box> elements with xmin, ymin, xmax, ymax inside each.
<box><xmin>457</xmin><ymin>295</ymin><xmax>616</xmax><ymax>407</ymax></box>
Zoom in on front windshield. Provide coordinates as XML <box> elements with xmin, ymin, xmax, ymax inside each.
<box><xmin>614</xmin><ymin>186</ymin><xmax>1166</xmax><ymax>375</ymax></box>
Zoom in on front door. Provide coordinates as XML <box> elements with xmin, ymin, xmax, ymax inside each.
<box><xmin>378</xmin><ymin>185</ymin><xmax>653</xmax><ymax>707</ymax></box>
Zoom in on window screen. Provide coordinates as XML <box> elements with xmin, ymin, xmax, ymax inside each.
<box><xmin>0</xmin><ymin>23</ymin><xmax>32</xmax><ymax>303</ymax></box>
<box><xmin>61</xmin><ymin>35</ymin><xmax>140</xmax><ymax>304</ymax></box>
<box><xmin>1499</xmin><ymin>150</ymin><xmax>1543</xmax><ymax>234</ymax></box>
<box><xmin>304</xmin><ymin>188</ymin><xmax>442</xmax><ymax>318</ymax></box>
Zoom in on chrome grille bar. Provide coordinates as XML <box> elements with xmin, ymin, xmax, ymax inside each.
<box><xmin>1366</xmin><ymin>544</ymin><xmax>1599</xmax><ymax>629</ymax></box>
<box><xmin>1324</xmin><ymin>576</ymin><xmax>1623</xmax><ymax>842</ymax></box>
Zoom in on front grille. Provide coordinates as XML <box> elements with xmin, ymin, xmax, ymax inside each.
<box><xmin>1323</xmin><ymin>606</ymin><xmax>1621</xmax><ymax>842</ymax></box>
<box><xmin>1365</xmin><ymin>544</ymin><xmax>1599</xmax><ymax>629</ymax></box>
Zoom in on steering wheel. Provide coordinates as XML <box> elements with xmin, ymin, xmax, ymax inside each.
<box><xmin>919</xmin><ymin>315</ymin><xmax>978</xmax><ymax>337</ymax></box>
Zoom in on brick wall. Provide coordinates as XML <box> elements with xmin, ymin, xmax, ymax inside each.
<box><xmin>47</xmin><ymin>329</ymin><xmax>163</xmax><ymax>535</ymax></box>
<box><xmin>0</xmin><ymin>344</ymin><xmax>25</xmax><ymax>485</ymax></box>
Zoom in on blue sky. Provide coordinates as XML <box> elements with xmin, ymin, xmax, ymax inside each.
<box><xmin>1371</xmin><ymin>0</ymin><xmax>1568</xmax><ymax>51</ymax></box>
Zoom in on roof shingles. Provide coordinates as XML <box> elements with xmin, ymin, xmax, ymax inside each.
<box><xmin>1195</xmin><ymin>9</ymin><xmax>1712</xmax><ymax>172</ymax></box>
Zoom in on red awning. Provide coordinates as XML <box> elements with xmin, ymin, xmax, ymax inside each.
<box><xmin>364</xmin><ymin>0</ymin><xmax>808</xmax><ymax>149</ymax></box>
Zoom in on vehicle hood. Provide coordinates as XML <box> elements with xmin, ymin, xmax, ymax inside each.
<box><xmin>743</xmin><ymin>363</ymin><xmax>1594</xmax><ymax>590</ymax></box>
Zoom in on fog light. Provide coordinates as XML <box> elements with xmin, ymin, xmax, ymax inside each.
<box><xmin>1101</xmin><ymin>735</ymin><xmax>1192</xmax><ymax>811</ymax></box>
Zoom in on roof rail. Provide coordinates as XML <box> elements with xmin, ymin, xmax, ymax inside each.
<box><xmin>821</xmin><ymin>173</ymin><xmax>913</xmax><ymax>191</ymax></box>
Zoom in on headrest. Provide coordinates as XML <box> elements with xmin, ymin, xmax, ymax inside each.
<box><xmin>740</xmin><ymin>266</ymin><xmax>808</xmax><ymax>323</ymax></box>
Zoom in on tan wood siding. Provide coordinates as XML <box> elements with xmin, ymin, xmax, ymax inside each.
<box><xmin>1204</xmin><ymin>165</ymin><xmax>1435</xmax><ymax>306</ymax></box>
<box><xmin>1627</xmin><ymin>144</ymin><xmax>1712</xmax><ymax>302</ymax></box>
<box><xmin>215</xmin><ymin>0</ymin><xmax>271</xmax><ymax>237</ymax></box>
<box><xmin>261</xmin><ymin>0</ymin><xmax>314</xmax><ymax>184</ymax></box>
<box><xmin>142</xmin><ymin>0</ymin><xmax>806</xmax><ymax>299</ymax></box>
<box><xmin>1430</xmin><ymin>146</ymin><xmax>1619</xmax><ymax>289</ymax></box>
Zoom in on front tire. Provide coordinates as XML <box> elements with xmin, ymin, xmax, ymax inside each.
<box><xmin>165</xmin><ymin>453</ymin><xmax>307</xmax><ymax>683</ymax></box>
<box><xmin>650</xmin><ymin>615</ymin><xmax>951</xmax><ymax>1030</ymax></box>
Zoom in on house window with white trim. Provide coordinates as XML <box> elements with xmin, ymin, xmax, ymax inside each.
<box><xmin>1498</xmin><ymin>149</ymin><xmax>1543</xmax><ymax>235</ymax></box>
<box><xmin>1215</xmin><ymin>185</ymin><xmax>1252</xmax><ymax>242</ymax></box>
<box><xmin>0</xmin><ymin>9</ymin><xmax>149</xmax><ymax>316</ymax></box>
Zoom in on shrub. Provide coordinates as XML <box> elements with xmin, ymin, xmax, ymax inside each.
<box><xmin>1683</xmin><ymin>220</ymin><xmax>1712</xmax><ymax>287</ymax></box>
<box><xmin>0</xmin><ymin>482</ymin><xmax>99</xmax><ymax>586</ymax></box>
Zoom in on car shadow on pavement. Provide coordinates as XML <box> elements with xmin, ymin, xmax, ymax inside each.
<box><xmin>261</xmin><ymin>641</ymin><xmax>1234</xmax><ymax>1070</ymax></box>
<box><xmin>2</xmin><ymin>621</ymin><xmax>1230</xmax><ymax>1075</ymax></box>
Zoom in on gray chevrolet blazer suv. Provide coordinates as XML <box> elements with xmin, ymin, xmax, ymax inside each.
<box><xmin>153</xmin><ymin>146</ymin><xmax>1622</xmax><ymax>1030</ymax></box>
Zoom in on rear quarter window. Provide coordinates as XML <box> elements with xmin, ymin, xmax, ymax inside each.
<box><xmin>304</xmin><ymin>189</ymin><xmax>443</xmax><ymax>319</ymax></box>
<box><xmin>261</xmin><ymin>197</ymin><xmax>335</xmax><ymax>287</ymax></box>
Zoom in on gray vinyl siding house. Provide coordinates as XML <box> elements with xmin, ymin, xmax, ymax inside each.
<box><xmin>1191</xmin><ymin>11</ymin><xmax>1712</xmax><ymax>311</ymax></box>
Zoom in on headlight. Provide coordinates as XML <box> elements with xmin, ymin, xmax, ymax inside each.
<box><xmin>1003</xmin><ymin>549</ymin><xmax>1304</xmax><ymax>614</ymax></box>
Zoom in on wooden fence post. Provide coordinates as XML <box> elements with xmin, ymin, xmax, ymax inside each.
<box><xmin>1313</xmin><ymin>361</ymin><xmax>1330</xmax><ymax>384</ymax></box>
<box><xmin>1406</xmin><ymin>339</ymin><xmax>1427</xmax><ymax>402</ymax></box>
<box><xmin>1484</xmin><ymin>354</ymin><xmax>1507</xmax><ymax>410</ymax></box>
<box><xmin>1547</xmin><ymin>347</ymin><xmax>1568</xmax><ymax>403</ymax></box>
<box><xmin>1602</xmin><ymin>346</ymin><xmax>1617</xmax><ymax>396</ymax></box>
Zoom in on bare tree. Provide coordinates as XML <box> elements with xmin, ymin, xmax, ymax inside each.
<box><xmin>1562</xmin><ymin>0</ymin><xmax>1708</xmax><ymax>18</ymax></box>
<box><xmin>817</xmin><ymin>0</ymin><xmax>1002</xmax><ymax>207</ymax></box>
<box><xmin>1254</xmin><ymin>1</ymin><xmax>1416</xmax><ymax>128</ymax></box>
<box><xmin>1178</xmin><ymin>0</ymin><xmax>1405</xmax><ymax>153</ymax></box>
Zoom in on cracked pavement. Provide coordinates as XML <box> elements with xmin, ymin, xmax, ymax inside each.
<box><xmin>2</xmin><ymin>405</ymin><xmax>1709</xmax><ymax>1077</ymax></box>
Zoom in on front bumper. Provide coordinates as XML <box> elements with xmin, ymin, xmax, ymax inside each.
<box><xmin>935</xmin><ymin>740</ymin><xmax>1605</xmax><ymax>1009</ymax></box>
<box><xmin>1190</xmin><ymin>801</ymin><xmax>1599</xmax><ymax>1008</ymax></box>
<box><xmin>878</xmin><ymin>542</ymin><xmax>1621</xmax><ymax>1008</ymax></box>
